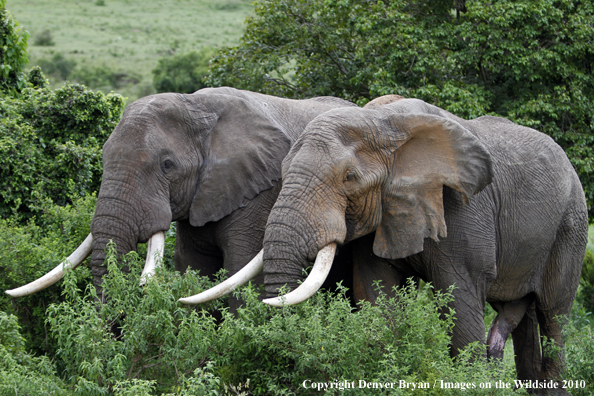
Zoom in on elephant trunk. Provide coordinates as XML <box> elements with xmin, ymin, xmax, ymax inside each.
<box><xmin>262</xmin><ymin>243</ymin><xmax>337</xmax><ymax>306</ymax></box>
<box><xmin>262</xmin><ymin>219</ymin><xmax>312</xmax><ymax>297</ymax></box>
<box><xmin>262</xmin><ymin>179</ymin><xmax>346</xmax><ymax>298</ymax></box>
<box><xmin>89</xmin><ymin>176</ymin><xmax>167</xmax><ymax>300</ymax></box>
<box><xmin>90</xmin><ymin>210</ymin><xmax>138</xmax><ymax>301</ymax></box>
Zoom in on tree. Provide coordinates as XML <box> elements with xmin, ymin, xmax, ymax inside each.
<box><xmin>0</xmin><ymin>83</ymin><xmax>125</xmax><ymax>220</ymax></box>
<box><xmin>0</xmin><ymin>0</ymin><xmax>29</xmax><ymax>94</ymax></box>
<box><xmin>0</xmin><ymin>2</ymin><xmax>125</xmax><ymax>220</ymax></box>
<box><xmin>206</xmin><ymin>0</ymin><xmax>594</xmax><ymax>219</ymax></box>
<box><xmin>152</xmin><ymin>47</ymin><xmax>215</xmax><ymax>94</ymax></box>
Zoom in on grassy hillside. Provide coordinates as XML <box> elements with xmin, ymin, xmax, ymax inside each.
<box><xmin>9</xmin><ymin>0</ymin><xmax>252</xmax><ymax>103</ymax></box>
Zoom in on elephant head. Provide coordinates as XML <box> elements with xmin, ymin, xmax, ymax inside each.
<box><xmin>259</xmin><ymin>99</ymin><xmax>493</xmax><ymax>304</ymax></box>
<box><xmin>7</xmin><ymin>87</ymin><xmax>353</xmax><ymax>300</ymax></box>
<box><xmin>88</xmin><ymin>90</ymin><xmax>296</xmax><ymax>299</ymax></box>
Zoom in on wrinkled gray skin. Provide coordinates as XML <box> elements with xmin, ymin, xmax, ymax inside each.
<box><xmin>263</xmin><ymin>98</ymin><xmax>588</xmax><ymax>393</ymax></box>
<box><xmin>90</xmin><ymin>87</ymin><xmax>356</xmax><ymax>309</ymax></box>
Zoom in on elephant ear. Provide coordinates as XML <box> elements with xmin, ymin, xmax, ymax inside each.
<box><xmin>188</xmin><ymin>94</ymin><xmax>291</xmax><ymax>227</ymax></box>
<box><xmin>372</xmin><ymin>113</ymin><xmax>493</xmax><ymax>259</ymax></box>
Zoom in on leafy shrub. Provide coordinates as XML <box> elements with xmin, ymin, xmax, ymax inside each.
<box><xmin>0</xmin><ymin>82</ymin><xmax>124</xmax><ymax>219</ymax></box>
<box><xmin>72</xmin><ymin>62</ymin><xmax>141</xmax><ymax>90</ymax></box>
<box><xmin>33</xmin><ymin>28</ymin><xmax>55</xmax><ymax>46</ymax></box>
<box><xmin>578</xmin><ymin>250</ymin><xmax>594</xmax><ymax>314</ymax></box>
<box><xmin>0</xmin><ymin>191</ymin><xmax>180</xmax><ymax>358</ymax></box>
<box><xmin>42</xmin><ymin>246</ymin><xmax>525</xmax><ymax>395</ymax></box>
<box><xmin>36</xmin><ymin>52</ymin><xmax>77</xmax><ymax>80</ymax></box>
<box><xmin>0</xmin><ymin>312</ymin><xmax>68</xmax><ymax>395</ymax></box>
<box><xmin>27</xmin><ymin>65</ymin><xmax>49</xmax><ymax>88</ymax></box>
<box><xmin>3</xmin><ymin>224</ymin><xmax>591</xmax><ymax>395</ymax></box>
<box><xmin>563</xmin><ymin>304</ymin><xmax>594</xmax><ymax>396</ymax></box>
<box><xmin>46</xmin><ymin>243</ymin><xmax>228</xmax><ymax>395</ymax></box>
<box><xmin>152</xmin><ymin>47</ymin><xmax>214</xmax><ymax>94</ymax></box>
<box><xmin>0</xmin><ymin>0</ymin><xmax>29</xmax><ymax>93</ymax></box>
<box><xmin>0</xmin><ymin>194</ymin><xmax>96</xmax><ymax>354</ymax></box>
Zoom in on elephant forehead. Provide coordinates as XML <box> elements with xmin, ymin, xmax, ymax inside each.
<box><xmin>127</xmin><ymin>93</ymin><xmax>183</xmax><ymax>115</ymax></box>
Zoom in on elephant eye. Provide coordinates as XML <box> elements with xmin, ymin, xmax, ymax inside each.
<box><xmin>161</xmin><ymin>159</ymin><xmax>175</xmax><ymax>172</ymax></box>
<box><xmin>344</xmin><ymin>170</ymin><xmax>356</xmax><ymax>182</ymax></box>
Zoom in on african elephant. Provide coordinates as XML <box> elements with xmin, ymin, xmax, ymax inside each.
<box><xmin>6</xmin><ymin>87</ymin><xmax>356</xmax><ymax>309</ymax></box>
<box><xmin>253</xmin><ymin>98</ymin><xmax>587</xmax><ymax>391</ymax></box>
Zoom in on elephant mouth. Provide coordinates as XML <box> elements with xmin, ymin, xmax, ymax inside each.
<box><xmin>5</xmin><ymin>232</ymin><xmax>165</xmax><ymax>297</ymax></box>
<box><xmin>178</xmin><ymin>243</ymin><xmax>337</xmax><ymax>307</ymax></box>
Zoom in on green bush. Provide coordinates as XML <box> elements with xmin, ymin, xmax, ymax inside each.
<box><xmin>27</xmin><ymin>65</ymin><xmax>49</xmax><ymax>88</ymax></box>
<box><xmin>578</xmin><ymin>250</ymin><xmax>594</xmax><ymax>314</ymax></box>
<box><xmin>2</xmin><ymin>214</ymin><xmax>590</xmax><ymax>395</ymax></box>
<box><xmin>72</xmin><ymin>62</ymin><xmax>141</xmax><ymax>90</ymax></box>
<box><xmin>0</xmin><ymin>194</ymin><xmax>96</xmax><ymax>354</ymax></box>
<box><xmin>0</xmin><ymin>0</ymin><xmax>29</xmax><ymax>93</ymax></box>
<box><xmin>153</xmin><ymin>47</ymin><xmax>214</xmax><ymax>94</ymax></box>
<box><xmin>0</xmin><ymin>81</ymin><xmax>124</xmax><ymax>220</ymax></box>
<box><xmin>46</xmin><ymin>243</ymin><xmax>228</xmax><ymax>395</ymax></box>
<box><xmin>40</xmin><ymin>246</ymin><xmax>525</xmax><ymax>395</ymax></box>
<box><xmin>564</xmin><ymin>303</ymin><xmax>594</xmax><ymax>396</ymax></box>
<box><xmin>0</xmin><ymin>192</ymin><xmax>180</xmax><ymax>357</ymax></box>
<box><xmin>35</xmin><ymin>52</ymin><xmax>77</xmax><ymax>80</ymax></box>
<box><xmin>0</xmin><ymin>312</ymin><xmax>68</xmax><ymax>395</ymax></box>
<box><xmin>33</xmin><ymin>28</ymin><xmax>55</xmax><ymax>46</ymax></box>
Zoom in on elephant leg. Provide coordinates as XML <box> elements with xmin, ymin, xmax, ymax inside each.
<box><xmin>351</xmin><ymin>234</ymin><xmax>405</xmax><ymax>303</ymax></box>
<box><xmin>323</xmin><ymin>242</ymin><xmax>354</xmax><ymax>303</ymax></box>
<box><xmin>430</xmin><ymin>259</ymin><xmax>490</xmax><ymax>358</ymax></box>
<box><xmin>535</xmin><ymin>306</ymin><xmax>572</xmax><ymax>395</ymax></box>
<box><xmin>447</xmin><ymin>286</ymin><xmax>488</xmax><ymax>358</ymax></box>
<box><xmin>511</xmin><ymin>302</ymin><xmax>541</xmax><ymax>382</ymax></box>
<box><xmin>487</xmin><ymin>294</ymin><xmax>534</xmax><ymax>360</ymax></box>
<box><xmin>532</xmin><ymin>209</ymin><xmax>585</xmax><ymax>395</ymax></box>
<box><xmin>535</xmin><ymin>309</ymin><xmax>570</xmax><ymax>396</ymax></box>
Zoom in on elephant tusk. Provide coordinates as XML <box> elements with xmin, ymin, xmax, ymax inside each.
<box><xmin>262</xmin><ymin>243</ymin><xmax>336</xmax><ymax>307</ymax></box>
<box><xmin>139</xmin><ymin>231</ymin><xmax>165</xmax><ymax>286</ymax></box>
<box><xmin>5</xmin><ymin>233</ymin><xmax>93</xmax><ymax>297</ymax></box>
<box><xmin>178</xmin><ymin>250</ymin><xmax>264</xmax><ymax>305</ymax></box>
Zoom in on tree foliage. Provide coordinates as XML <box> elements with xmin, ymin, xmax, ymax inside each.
<box><xmin>43</xmin><ymin>256</ymin><xmax>522</xmax><ymax>395</ymax></box>
<box><xmin>0</xmin><ymin>312</ymin><xmax>68</xmax><ymax>395</ymax></box>
<box><xmin>206</xmin><ymin>0</ymin><xmax>594</xmax><ymax>219</ymax></box>
<box><xmin>152</xmin><ymin>47</ymin><xmax>215</xmax><ymax>94</ymax></box>
<box><xmin>0</xmin><ymin>81</ymin><xmax>125</xmax><ymax>220</ymax></box>
<box><xmin>0</xmin><ymin>0</ymin><xmax>28</xmax><ymax>94</ymax></box>
<box><xmin>0</xmin><ymin>195</ymin><xmax>96</xmax><ymax>355</ymax></box>
<box><xmin>0</xmin><ymin>2</ymin><xmax>125</xmax><ymax>220</ymax></box>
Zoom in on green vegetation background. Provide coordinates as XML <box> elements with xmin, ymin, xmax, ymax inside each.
<box><xmin>10</xmin><ymin>0</ymin><xmax>251</xmax><ymax>103</ymax></box>
<box><xmin>1</xmin><ymin>0</ymin><xmax>593</xmax><ymax>395</ymax></box>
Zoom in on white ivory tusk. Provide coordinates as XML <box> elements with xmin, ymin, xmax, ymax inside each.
<box><xmin>262</xmin><ymin>243</ymin><xmax>336</xmax><ymax>307</ymax></box>
<box><xmin>178</xmin><ymin>249</ymin><xmax>264</xmax><ymax>305</ymax></box>
<box><xmin>5</xmin><ymin>233</ymin><xmax>93</xmax><ymax>297</ymax></box>
<box><xmin>139</xmin><ymin>231</ymin><xmax>165</xmax><ymax>286</ymax></box>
